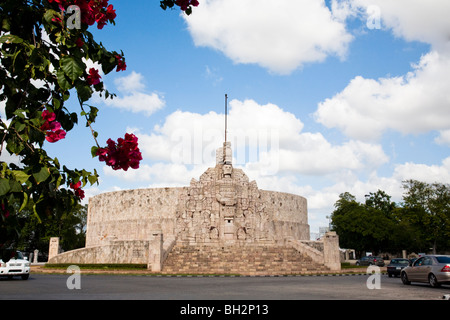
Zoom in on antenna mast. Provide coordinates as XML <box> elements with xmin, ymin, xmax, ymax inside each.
<box><xmin>224</xmin><ymin>94</ymin><xmax>228</xmax><ymax>142</ymax></box>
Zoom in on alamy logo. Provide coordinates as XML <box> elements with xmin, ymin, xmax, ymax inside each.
<box><xmin>66</xmin><ymin>265</ymin><xmax>81</xmax><ymax>290</ymax></box>
<box><xmin>66</xmin><ymin>5</ymin><xmax>81</xmax><ymax>30</ymax></box>
<box><xmin>366</xmin><ymin>265</ymin><xmax>381</xmax><ymax>290</ymax></box>
<box><xmin>366</xmin><ymin>5</ymin><xmax>381</xmax><ymax>30</ymax></box>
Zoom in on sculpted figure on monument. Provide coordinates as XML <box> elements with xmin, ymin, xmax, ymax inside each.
<box><xmin>215</xmin><ymin>164</ymin><xmax>237</xmax><ymax>207</ymax></box>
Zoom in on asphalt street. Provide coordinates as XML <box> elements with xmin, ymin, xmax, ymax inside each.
<box><xmin>1</xmin><ymin>273</ymin><xmax>449</xmax><ymax>300</ymax></box>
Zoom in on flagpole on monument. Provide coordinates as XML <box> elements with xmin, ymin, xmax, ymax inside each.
<box><xmin>224</xmin><ymin>93</ymin><xmax>228</xmax><ymax>143</ymax></box>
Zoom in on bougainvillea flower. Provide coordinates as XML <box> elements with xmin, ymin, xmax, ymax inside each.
<box><xmin>48</xmin><ymin>0</ymin><xmax>118</xmax><ymax>30</ymax></box>
<box><xmin>42</xmin><ymin>110</ymin><xmax>57</xmax><ymax>122</ymax></box>
<box><xmin>106</xmin><ymin>4</ymin><xmax>116</xmax><ymax>20</ymax></box>
<box><xmin>41</xmin><ymin>110</ymin><xmax>66</xmax><ymax>143</ymax></box>
<box><xmin>87</xmin><ymin>68</ymin><xmax>101</xmax><ymax>85</ymax></box>
<box><xmin>115</xmin><ymin>55</ymin><xmax>126</xmax><ymax>72</ymax></box>
<box><xmin>45</xmin><ymin>129</ymin><xmax>66</xmax><ymax>143</ymax></box>
<box><xmin>70</xmin><ymin>181</ymin><xmax>85</xmax><ymax>199</ymax></box>
<box><xmin>76</xmin><ymin>37</ymin><xmax>84</xmax><ymax>47</ymax></box>
<box><xmin>96</xmin><ymin>133</ymin><xmax>143</xmax><ymax>171</ymax></box>
<box><xmin>70</xmin><ymin>181</ymin><xmax>82</xmax><ymax>189</ymax></box>
<box><xmin>175</xmin><ymin>0</ymin><xmax>199</xmax><ymax>11</ymax></box>
<box><xmin>1</xmin><ymin>203</ymin><xmax>10</xmax><ymax>218</ymax></box>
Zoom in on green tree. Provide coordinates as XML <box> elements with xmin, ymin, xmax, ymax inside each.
<box><xmin>1</xmin><ymin>196</ymin><xmax>87</xmax><ymax>256</ymax></box>
<box><xmin>0</xmin><ymin>0</ymin><xmax>198</xmax><ymax>251</ymax></box>
<box><xmin>331</xmin><ymin>191</ymin><xmax>398</xmax><ymax>255</ymax></box>
<box><xmin>401</xmin><ymin>180</ymin><xmax>450</xmax><ymax>253</ymax></box>
<box><xmin>331</xmin><ymin>192</ymin><xmax>370</xmax><ymax>255</ymax></box>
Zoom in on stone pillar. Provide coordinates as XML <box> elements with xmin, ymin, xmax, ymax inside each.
<box><xmin>323</xmin><ymin>231</ymin><xmax>341</xmax><ymax>271</ymax></box>
<box><xmin>402</xmin><ymin>250</ymin><xmax>407</xmax><ymax>259</ymax></box>
<box><xmin>148</xmin><ymin>230</ymin><xmax>163</xmax><ymax>272</ymax></box>
<box><xmin>223</xmin><ymin>141</ymin><xmax>232</xmax><ymax>164</ymax></box>
<box><xmin>33</xmin><ymin>249</ymin><xmax>39</xmax><ymax>263</ymax></box>
<box><xmin>48</xmin><ymin>237</ymin><xmax>60</xmax><ymax>261</ymax></box>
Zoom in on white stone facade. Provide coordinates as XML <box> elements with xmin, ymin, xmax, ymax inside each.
<box><xmin>85</xmin><ymin>164</ymin><xmax>309</xmax><ymax>248</ymax></box>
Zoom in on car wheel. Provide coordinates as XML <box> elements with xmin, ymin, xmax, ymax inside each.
<box><xmin>21</xmin><ymin>274</ymin><xmax>29</xmax><ymax>280</ymax></box>
<box><xmin>428</xmin><ymin>273</ymin><xmax>440</xmax><ymax>288</ymax></box>
<box><xmin>401</xmin><ymin>272</ymin><xmax>410</xmax><ymax>285</ymax></box>
<box><xmin>388</xmin><ymin>273</ymin><xmax>392</xmax><ymax>278</ymax></box>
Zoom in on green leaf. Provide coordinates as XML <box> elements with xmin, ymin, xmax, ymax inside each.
<box><xmin>76</xmin><ymin>83</ymin><xmax>93</xmax><ymax>102</ymax></box>
<box><xmin>91</xmin><ymin>146</ymin><xmax>99</xmax><ymax>158</ymax></box>
<box><xmin>11</xmin><ymin>170</ymin><xmax>30</xmax><ymax>184</ymax></box>
<box><xmin>88</xmin><ymin>174</ymin><xmax>98</xmax><ymax>186</ymax></box>
<box><xmin>0</xmin><ymin>178</ymin><xmax>11</xmax><ymax>196</ymax></box>
<box><xmin>32</xmin><ymin>166</ymin><xmax>50</xmax><ymax>184</ymax></box>
<box><xmin>18</xmin><ymin>192</ymin><xmax>28</xmax><ymax>213</ymax></box>
<box><xmin>44</xmin><ymin>9</ymin><xmax>59</xmax><ymax>24</ymax></box>
<box><xmin>57</xmin><ymin>69</ymin><xmax>72</xmax><ymax>91</ymax></box>
<box><xmin>9</xmin><ymin>180</ymin><xmax>22</xmax><ymax>193</ymax></box>
<box><xmin>0</xmin><ymin>34</ymin><xmax>23</xmax><ymax>44</ymax></box>
<box><xmin>14</xmin><ymin>121</ymin><xmax>26</xmax><ymax>132</ymax></box>
<box><xmin>60</xmin><ymin>56</ymin><xmax>84</xmax><ymax>83</ymax></box>
<box><xmin>32</xmin><ymin>202</ymin><xmax>42</xmax><ymax>224</ymax></box>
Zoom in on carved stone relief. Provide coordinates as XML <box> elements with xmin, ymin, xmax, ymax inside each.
<box><xmin>175</xmin><ymin>163</ymin><xmax>273</xmax><ymax>243</ymax></box>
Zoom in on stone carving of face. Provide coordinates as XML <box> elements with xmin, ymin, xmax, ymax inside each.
<box><xmin>223</xmin><ymin>164</ymin><xmax>232</xmax><ymax>176</ymax></box>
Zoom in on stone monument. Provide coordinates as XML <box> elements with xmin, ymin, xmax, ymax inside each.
<box><xmin>48</xmin><ymin>142</ymin><xmax>340</xmax><ymax>274</ymax></box>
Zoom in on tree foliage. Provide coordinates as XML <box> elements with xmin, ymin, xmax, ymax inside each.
<box><xmin>331</xmin><ymin>182</ymin><xmax>450</xmax><ymax>255</ymax></box>
<box><xmin>0</xmin><ymin>0</ymin><xmax>198</xmax><ymax>251</ymax></box>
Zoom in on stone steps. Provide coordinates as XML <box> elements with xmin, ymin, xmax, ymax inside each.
<box><xmin>162</xmin><ymin>243</ymin><xmax>329</xmax><ymax>275</ymax></box>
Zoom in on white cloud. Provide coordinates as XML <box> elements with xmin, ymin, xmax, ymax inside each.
<box><xmin>184</xmin><ymin>0</ymin><xmax>353</xmax><ymax>74</ymax></box>
<box><xmin>435</xmin><ymin>129</ymin><xmax>450</xmax><ymax>147</ymax></box>
<box><xmin>393</xmin><ymin>157</ymin><xmax>450</xmax><ymax>184</ymax></box>
<box><xmin>102</xmin><ymin>163</ymin><xmax>206</xmax><ymax>188</ymax></box>
<box><xmin>122</xmin><ymin>99</ymin><xmax>388</xmax><ymax>184</ymax></box>
<box><xmin>114</xmin><ymin>71</ymin><xmax>145</xmax><ymax>92</ymax></box>
<box><xmin>351</xmin><ymin>0</ymin><xmax>450</xmax><ymax>50</ymax></box>
<box><xmin>103</xmin><ymin>71</ymin><xmax>165</xmax><ymax>116</ymax></box>
<box><xmin>314</xmin><ymin>51</ymin><xmax>450</xmax><ymax>140</ymax></box>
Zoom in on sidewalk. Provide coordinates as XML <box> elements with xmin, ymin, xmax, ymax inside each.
<box><xmin>31</xmin><ymin>264</ymin><xmax>386</xmax><ymax>276</ymax></box>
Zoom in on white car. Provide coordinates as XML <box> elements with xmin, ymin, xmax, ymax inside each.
<box><xmin>0</xmin><ymin>251</ymin><xmax>31</xmax><ymax>280</ymax></box>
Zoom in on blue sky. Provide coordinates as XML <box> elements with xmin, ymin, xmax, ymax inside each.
<box><xmin>5</xmin><ymin>0</ymin><xmax>450</xmax><ymax>238</ymax></box>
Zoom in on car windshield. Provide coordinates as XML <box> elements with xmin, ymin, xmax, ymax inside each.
<box><xmin>392</xmin><ymin>259</ymin><xmax>409</xmax><ymax>264</ymax></box>
<box><xmin>15</xmin><ymin>251</ymin><xmax>24</xmax><ymax>259</ymax></box>
<box><xmin>436</xmin><ymin>256</ymin><xmax>450</xmax><ymax>263</ymax></box>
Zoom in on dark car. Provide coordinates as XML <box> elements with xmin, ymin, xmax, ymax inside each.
<box><xmin>401</xmin><ymin>255</ymin><xmax>450</xmax><ymax>288</ymax></box>
<box><xmin>356</xmin><ymin>256</ymin><xmax>385</xmax><ymax>267</ymax></box>
<box><xmin>387</xmin><ymin>258</ymin><xmax>410</xmax><ymax>277</ymax></box>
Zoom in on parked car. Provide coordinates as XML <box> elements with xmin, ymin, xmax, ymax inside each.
<box><xmin>401</xmin><ymin>255</ymin><xmax>450</xmax><ymax>288</ymax></box>
<box><xmin>387</xmin><ymin>258</ymin><xmax>410</xmax><ymax>277</ymax></box>
<box><xmin>356</xmin><ymin>256</ymin><xmax>385</xmax><ymax>267</ymax></box>
<box><xmin>0</xmin><ymin>251</ymin><xmax>30</xmax><ymax>280</ymax></box>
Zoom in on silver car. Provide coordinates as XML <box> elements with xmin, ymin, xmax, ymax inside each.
<box><xmin>401</xmin><ymin>255</ymin><xmax>450</xmax><ymax>288</ymax></box>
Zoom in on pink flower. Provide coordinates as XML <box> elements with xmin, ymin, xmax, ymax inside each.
<box><xmin>76</xmin><ymin>37</ymin><xmax>84</xmax><ymax>47</ymax></box>
<box><xmin>106</xmin><ymin>4</ymin><xmax>116</xmax><ymax>20</ymax></box>
<box><xmin>42</xmin><ymin>110</ymin><xmax>56</xmax><ymax>122</ymax></box>
<box><xmin>115</xmin><ymin>55</ymin><xmax>126</xmax><ymax>72</ymax></box>
<box><xmin>96</xmin><ymin>133</ymin><xmax>142</xmax><ymax>171</ymax></box>
<box><xmin>175</xmin><ymin>0</ymin><xmax>199</xmax><ymax>11</ymax></box>
<box><xmin>45</xmin><ymin>129</ymin><xmax>66</xmax><ymax>143</ymax></box>
<box><xmin>41</xmin><ymin>110</ymin><xmax>66</xmax><ymax>143</ymax></box>
<box><xmin>49</xmin><ymin>0</ymin><xmax>118</xmax><ymax>30</ymax></box>
<box><xmin>70</xmin><ymin>181</ymin><xmax>85</xmax><ymax>199</ymax></box>
<box><xmin>1</xmin><ymin>203</ymin><xmax>10</xmax><ymax>218</ymax></box>
<box><xmin>87</xmin><ymin>68</ymin><xmax>101</xmax><ymax>85</ymax></box>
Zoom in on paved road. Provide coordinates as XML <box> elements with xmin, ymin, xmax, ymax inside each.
<box><xmin>1</xmin><ymin>273</ymin><xmax>449</xmax><ymax>300</ymax></box>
